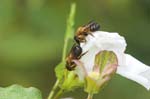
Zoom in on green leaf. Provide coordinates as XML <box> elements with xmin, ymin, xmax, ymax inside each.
<box><xmin>55</xmin><ymin>62</ymin><xmax>66</xmax><ymax>80</ymax></box>
<box><xmin>0</xmin><ymin>84</ymin><xmax>42</xmax><ymax>99</ymax></box>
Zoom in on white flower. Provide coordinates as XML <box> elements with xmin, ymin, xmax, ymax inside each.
<box><xmin>74</xmin><ymin>50</ymin><xmax>118</xmax><ymax>94</ymax></box>
<box><xmin>77</xmin><ymin>31</ymin><xmax>150</xmax><ymax>90</ymax></box>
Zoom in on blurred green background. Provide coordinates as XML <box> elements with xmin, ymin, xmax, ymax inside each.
<box><xmin>0</xmin><ymin>0</ymin><xmax>150</xmax><ymax>99</ymax></box>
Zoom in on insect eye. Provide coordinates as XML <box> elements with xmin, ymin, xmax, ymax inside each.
<box><xmin>74</xmin><ymin>36</ymin><xmax>80</xmax><ymax>44</ymax></box>
<box><xmin>83</xmin><ymin>32</ymin><xmax>88</xmax><ymax>36</ymax></box>
<box><xmin>70</xmin><ymin>61</ymin><xmax>75</xmax><ymax>65</ymax></box>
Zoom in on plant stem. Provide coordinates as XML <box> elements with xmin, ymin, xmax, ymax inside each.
<box><xmin>47</xmin><ymin>80</ymin><xmax>59</xmax><ymax>99</ymax></box>
<box><xmin>62</xmin><ymin>38</ymin><xmax>68</xmax><ymax>62</ymax></box>
<box><xmin>87</xmin><ymin>93</ymin><xmax>93</xmax><ymax>99</ymax></box>
<box><xmin>62</xmin><ymin>3</ymin><xmax>76</xmax><ymax>62</ymax></box>
<box><xmin>47</xmin><ymin>3</ymin><xmax>76</xmax><ymax>99</ymax></box>
<box><xmin>53</xmin><ymin>89</ymin><xmax>64</xmax><ymax>99</ymax></box>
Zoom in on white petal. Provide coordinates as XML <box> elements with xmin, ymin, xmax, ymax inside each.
<box><xmin>93</xmin><ymin>31</ymin><xmax>127</xmax><ymax>66</ymax></box>
<box><xmin>117</xmin><ymin>54</ymin><xmax>150</xmax><ymax>90</ymax></box>
<box><xmin>80</xmin><ymin>42</ymin><xmax>99</xmax><ymax>73</ymax></box>
<box><xmin>79</xmin><ymin>30</ymin><xmax>150</xmax><ymax>90</ymax></box>
<box><xmin>94</xmin><ymin>31</ymin><xmax>126</xmax><ymax>53</ymax></box>
<box><xmin>80</xmin><ymin>31</ymin><xmax>127</xmax><ymax>73</ymax></box>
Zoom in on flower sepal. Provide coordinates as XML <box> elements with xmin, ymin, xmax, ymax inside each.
<box><xmin>55</xmin><ymin>61</ymin><xmax>83</xmax><ymax>91</ymax></box>
<box><xmin>61</xmin><ymin>71</ymin><xmax>84</xmax><ymax>91</ymax></box>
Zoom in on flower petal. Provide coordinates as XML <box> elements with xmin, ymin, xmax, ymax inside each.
<box><xmin>79</xmin><ymin>30</ymin><xmax>150</xmax><ymax>90</ymax></box>
<box><xmin>117</xmin><ymin>54</ymin><xmax>150</xmax><ymax>90</ymax></box>
<box><xmin>80</xmin><ymin>31</ymin><xmax>127</xmax><ymax>73</ymax></box>
<box><xmin>93</xmin><ymin>31</ymin><xmax>127</xmax><ymax>66</ymax></box>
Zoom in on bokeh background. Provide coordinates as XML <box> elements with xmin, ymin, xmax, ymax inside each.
<box><xmin>0</xmin><ymin>0</ymin><xmax>150</xmax><ymax>99</ymax></box>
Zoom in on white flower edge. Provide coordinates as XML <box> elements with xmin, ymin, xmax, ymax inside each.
<box><xmin>117</xmin><ymin>54</ymin><xmax>150</xmax><ymax>90</ymax></box>
<box><xmin>79</xmin><ymin>31</ymin><xmax>150</xmax><ymax>90</ymax></box>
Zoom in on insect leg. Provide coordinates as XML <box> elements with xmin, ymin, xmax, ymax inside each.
<box><xmin>77</xmin><ymin>51</ymin><xmax>88</xmax><ymax>59</ymax></box>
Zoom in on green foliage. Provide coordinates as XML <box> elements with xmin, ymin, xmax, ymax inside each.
<box><xmin>54</xmin><ymin>2</ymin><xmax>83</xmax><ymax>93</ymax></box>
<box><xmin>55</xmin><ymin>62</ymin><xmax>65</xmax><ymax>80</ymax></box>
<box><xmin>0</xmin><ymin>84</ymin><xmax>42</xmax><ymax>99</ymax></box>
<box><xmin>55</xmin><ymin>2</ymin><xmax>77</xmax><ymax>85</ymax></box>
<box><xmin>61</xmin><ymin>71</ymin><xmax>83</xmax><ymax>91</ymax></box>
<box><xmin>62</xmin><ymin>3</ymin><xmax>76</xmax><ymax>61</ymax></box>
<box><xmin>49</xmin><ymin>3</ymin><xmax>79</xmax><ymax>98</ymax></box>
<box><xmin>65</xmin><ymin>3</ymin><xmax>76</xmax><ymax>40</ymax></box>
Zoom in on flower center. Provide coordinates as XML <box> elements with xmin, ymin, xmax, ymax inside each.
<box><xmin>88</xmin><ymin>72</ymin><xmax>100</xmax><ymax>80</ymax></box>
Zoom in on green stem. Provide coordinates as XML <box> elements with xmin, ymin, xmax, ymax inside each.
<box><xmin>48</xmin><ymin>3</ymin><xmax>76</xmax><ymax>99</ymax></box>
<box><xmin>53</xmin><ymin>89</ymin><xmax>64</xmax><ymax>99</ymax></box>
<box><xmin>62</xmin><ymin>38</ymin><xmax>68</xmax><ymax>62</ymax></box>
<box><xmin>47</xmin><ymin>80</ymin><xmax>60</xmax><ymax>99</ymax></box>
<box><xmin>62</xmin><ymin>3</ymin><xmax>76</xmax><ymax>62</ymax></box>
<box><xmin>87</xmin><ymin>93</ymin><xmax>93</xmax><ymax>99</ymax></box>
